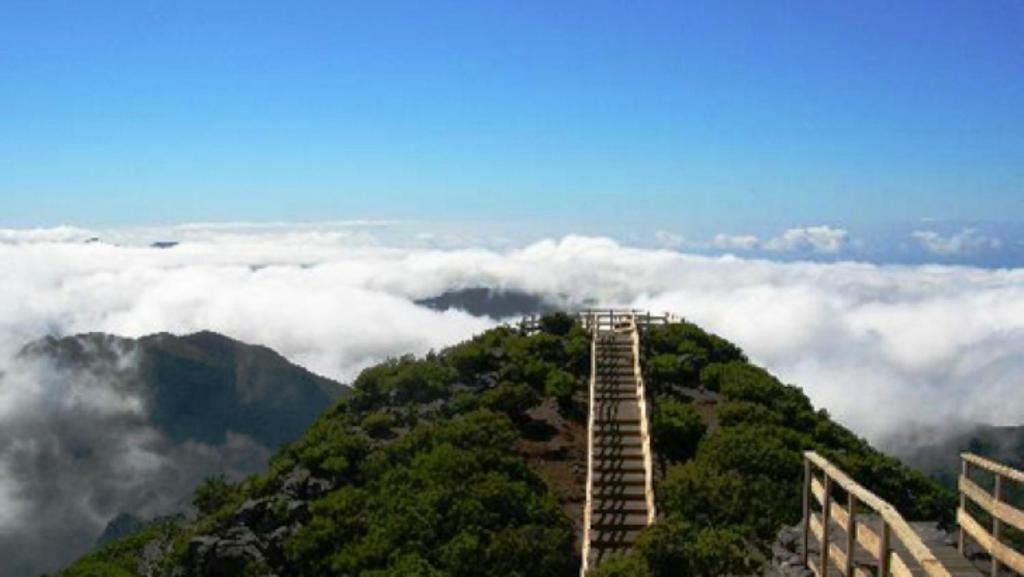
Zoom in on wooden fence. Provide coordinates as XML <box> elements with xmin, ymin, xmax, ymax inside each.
<box><xmin>959</xmin><ymin>453</ymin><xmax>1024</xmax><ymax>576</ymax></box>
<box><xmin>520</xmin><ymin>310</ymin><xmax>681</xmax><ymax>334</ymax></box>
<box><xmin>803</xmin><ymin>451</ymin><xmax>953</xmax><ymax>577</ymax></box>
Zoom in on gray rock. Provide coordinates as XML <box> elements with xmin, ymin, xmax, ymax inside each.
<box><xmin>280</xmin><ymin>466</ymin><xmax>333</xmax><ymax>500</ymax></box>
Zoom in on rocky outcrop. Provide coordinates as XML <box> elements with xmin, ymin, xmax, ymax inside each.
<box><xmin>178</xmin><ymin>467</ymin><xmax>334</xmax><ymax>577</ymax></box>
<box><xmin>765</xmin><ymin>524</ymin><xmax>812</xmax><ymax>577</ymax></box>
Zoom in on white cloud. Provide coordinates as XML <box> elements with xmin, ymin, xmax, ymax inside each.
<box><xmin>1</xmin><ymin>225</ymin><xmax>1021</xmax><ymax>441</ymax></box>
<box><xmin>712</xmin><ymin>233</ymin><xmax>760</xmax><ymax>251</ymax></box>
<box><xmin>912</xmin><ymin>228</ymin><xmax>1002</xmax><ymax>256</ymax></box>
<box><xmin>2</xmin><ymin>224</ymin><xmax>1024</xmax><ymax>573</ymax></box>
<box><xmin>764</xmin><ymin>225</ymin><xmax>848</xmax><ymax>253</ymax></box>
<box><xmin>653</xmin><ymin>230</ymin><xmax>686</xmax><ymax>249</ymax></box>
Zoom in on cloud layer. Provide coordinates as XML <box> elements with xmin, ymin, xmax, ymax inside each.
<box><xmin>3</xmin><ymin>225</ymin><xmax>1024</xmax><ymax>436</ymax></box>
<box><xmin>2</xmin><ymin>223</ymin><xmax>1024</xmax><ymax>573</ymax></box>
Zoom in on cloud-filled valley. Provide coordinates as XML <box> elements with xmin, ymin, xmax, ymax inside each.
<box><xmin>2</xmin><ymin>222</ymin><xmax>1024</xmax><ymax>574</ymax></box>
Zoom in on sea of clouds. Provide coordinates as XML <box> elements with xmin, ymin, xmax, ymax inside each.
<box><xmin>4</xmin><ymin>222</ymin><xmax>1024</xmax><ymax>442</ymax></box>
<box><xmin>1</xmin><ymin>222</ymin><xmax>1023</xmax><ymax>574</ymax></box>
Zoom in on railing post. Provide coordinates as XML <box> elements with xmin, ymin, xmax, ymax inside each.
<box><xmin>822</xmin><ymin>476</ymin><xmax>831</xmax><ymax>576</ymax></box>
<box><xmin>846</xmin><ymin>492</ymin><xmax>856</xmax><ymax>577</ymax></box>
<box><xmin>879</xmin><ymin>521</ymin><xmax>891</xmax><ymax>577</ymax></box>
<box><xmin>802</xmin><ymin>458</ymin><xmax>812</xmax><ymax>567</ymax></box>
<box><xmin>959</xmin><ymin>458</ymin><xmax>969</xmax><ymax>556</ymax></box>
<box><xmin>992</xmin><ymin>473</ymin><xmax>1003</xmax><ymax>577</ymax></box>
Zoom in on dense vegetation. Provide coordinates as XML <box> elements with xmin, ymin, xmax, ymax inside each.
<box><xmin>59</xmin><ymin>315</ymin><xmax>956</xmax><ymax>577</ymax></box>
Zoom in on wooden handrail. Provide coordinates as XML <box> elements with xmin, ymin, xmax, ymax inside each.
<box><xmin>958</xmin><ymin>453</ymin><xmax>1024</xmax><ymax>576</ymax></box>
<box><xmin>629</xmin><ymin>315</ymin><xmax>657</xmax><ymax>525</ymax></box>
<box><xmin>962</xmin><ymin>452</ymin><xmax>1024</xmax><ymax>485</ymax></box>
<box><xmin>803</xmin><ymin>451</ymin><xmax>953</xmax><ymax>577</ymax></box>
<box><xmin>579</xmin><ymin>314</ymin><xmax>598</xmax><ymax>577</ymax></box>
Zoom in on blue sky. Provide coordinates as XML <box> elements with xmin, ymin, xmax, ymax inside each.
<box><xmin>1</xmin><ymin>1</ymin><xmax>1021</xmax><ymax>242</ymax></box>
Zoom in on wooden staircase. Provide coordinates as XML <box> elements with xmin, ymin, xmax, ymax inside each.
<box><xmin>580</xmin><ymin>312</ymin><xmax>656</xmax><ymax>575</ymax></box>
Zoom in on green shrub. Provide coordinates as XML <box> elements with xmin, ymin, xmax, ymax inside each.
<box><xmin>482</xmin><ymin>381</ymin><xmax>542</xmax><ymax>419</ymax></box>
<box><xmin>588</xmin><ymin>552</ymin><xmax>651</xmax><ymax>577</ymax></box>
<box><xmin>645</xmin><ymin>322</ymin><xmax>745</xmax><ymax>364</ymax></box>
<box><xmin>286</xmin><ymin>410</ymin><xmax>574</xmax><ymax>577</ymax></box>
<box><xmin>636</xmin><ymin>517</ymin><xmax>751</xmax><ymax>577</ymax></box>
<box><xmin>361</xmin><ymin>411</ymin><xmax>395</xmax><ymax>439</ymax></box>
<box><xmin>652</xmin><ymin>397</ymin><xmax>706</xmax><ymax>463</ymax></box>
<box><xmin>544</xmin><ymin>369</ymin><xmax>577</xmax><ymax>411</ymax></box>
<box><xmin>646</xmin><ymin>354</ymin><xmax>685</xmax><ymax>389</ymax></box>
<box><xmin>539</xmin><ymin>312</ymin><xmax>575</xmax><ymax>336</ymax></box>
<box><xmin>351</xmin><ymin>356</ymin><xmax>457</xmax><ymax>410</ymax></box>
<box><xmin>717</xmin><ymin>400</ymin><xmax>785</xmax><ymax>428</ymax></box>
<box><xmin>193</xmin><ymin>475</ymin><xmax>242</xmax><ymax>516</ymax></box>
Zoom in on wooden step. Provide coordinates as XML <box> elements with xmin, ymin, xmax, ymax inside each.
<box><xmin>594</xmin><ymin>404</ymin><xmax>640</xmax><ymax>424</ymax></box>
<box><xmin>594</xmin><ymin>393</ymin><xmax>636</xmax><ymax>402</ymax></box>
<box><xmin>593</xmin><ymin>440</ymin><xmax>638</xmax><ymax>452</ymax></box>
<box><xmin>594</xmin><ymin>383</ymin><xmax>636</xmax><ymax>391</ymax></box>
<box><xmin>592</xmin><ymin>484</ymin><xmax>646</xmax><ymax>498</ymax></box>
<box><xmin>592</xmin><ymin>471</ymin><xmax>646</xmax><ymax>486</ymax></box>
<box><xmin>593</xmin><ymin>459</ymin><xmax>645</xmax><ymax>473</ymax></box>
<box><xmin>590</xmin><ymin>511</ymin><xmax>649</xmax><ymax>530</ymax></box>
<box><xmin>592</xmin><ymin>445</ymin><xmax>644</xmax><ymax>460</ymax></box>
<box><xmin>589</xmin><ymin>528</ymin><xmax>642</xmax><ymax>548</ymax></box>
<box><xmin>593</xmin><ymin>423</ymin><xmax>641</xmax><ymax>435</ymax></box>
<box><xmin>592</xmin><ymin>499</ymin><xmax>649</xmax><ymax>515</ymax></box>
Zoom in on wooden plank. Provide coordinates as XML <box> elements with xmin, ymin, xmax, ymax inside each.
<box><xmin>963</xmin><ymin>453</ymin><xmax>1024</xmax><ymax>485</ymax></box>
<box><xmin>959</xmin><ymin>474</ymin><xmax>1024</xmax><ymax>534</ymax></box>
<box><xmin>829</xmin><ymin>542</ymin><xmax>848</xmax><ymax>577</ymax></box>
<box><xmin>856</xmin><ymin>521</ymin><xmax>881</xmax><ymax>561</ymax></box>
<box><xmin>959</xmin><ymin>507</ymin><xmax>1024</xmax><ymax>575</ymax></box>
<box><xmin>809</xmin><ymin>558</ymin><xmax>823</xmax><ymax>577</ymax></box>
<box><xmin>812</xmin><ymin>475</ymin><xmax>826</xmax><ymax>506</ymax></box>
<box><xmin>831</xmin><ymin>498</ymin><xmax>851</xmax><ymax>532</ymax></box>
<box><xmin>890</xmin><ymin>550</ymin><xmax>913</xmax><ymax>577</ymax></box>
<box><xmin>811</xmin><ymin>513</ymin><xmax>824</xmax><ymax>542</ymax></box>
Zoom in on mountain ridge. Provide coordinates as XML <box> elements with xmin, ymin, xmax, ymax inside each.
<box><xmin>55</xmin><ymin>315</ymin><xmax>957</xmax><ymax>577</ymax></box>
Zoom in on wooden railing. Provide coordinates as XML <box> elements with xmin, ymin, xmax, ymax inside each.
<box><xmin>803</xmin><ymin>451</ymin><xmax>953</xmax><ymax>577</ymax></box>
<box><xmin>628</xmin><ymin>314</ymin><xmax>657</xmax><ymax>526</ymax></box>
<box><xmin>578</xmin><ymin>311</ymin><xmax>661</xmax><ymax>576</ymax></box>
<box><xmin>579</xmin><ymin>313</ymin><xmax>598</xmax><ymax>577</ymax></box>
<box><xmin>958</xmin><ymin>453</ymin><xmax>1024</xmax><ymax>576</ymax></box>
<box><xmin>520</xmin><ymin>310</ymin><xmax>680</xmax><ymax>335</ymax></box>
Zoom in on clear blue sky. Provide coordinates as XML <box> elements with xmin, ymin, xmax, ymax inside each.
<box><xmin>1</xmin><ymin>0</ymin><xmax>1021</xmax><ymax>230</ymax></box>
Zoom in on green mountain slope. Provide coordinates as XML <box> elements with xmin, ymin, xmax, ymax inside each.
<box><xmin>58</xmin><ymin>315</ymin><xmax>954</xmax><ymax>577</ymax></box>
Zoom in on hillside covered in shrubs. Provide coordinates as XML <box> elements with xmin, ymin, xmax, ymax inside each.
<box><xmin>58</xmin><ymin>314</ymin><xmax>954</xmax><ymax>577</ymax></box>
